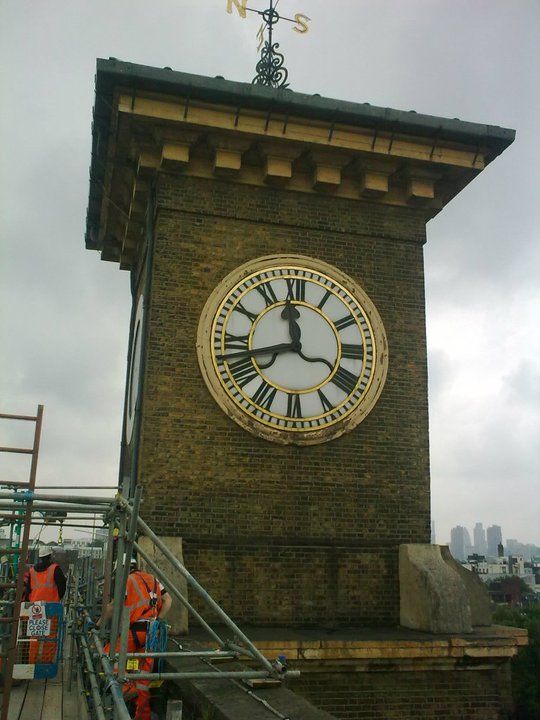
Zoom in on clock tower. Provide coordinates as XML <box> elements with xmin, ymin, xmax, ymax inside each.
<box><xmin>86</xmin><ymin>59</ymin><xmax>521</xmax><ymax>718</ymax></box>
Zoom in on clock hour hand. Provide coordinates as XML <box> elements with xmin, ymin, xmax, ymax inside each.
<box><xmin>218</xmin><ymin>342</ymin><xmax>296</xmax><ymax>362</ymax></box>
<box><xmin>281</xmin><ymin>300</ymin><xmax>333</xmax><ymax>370</ymax></box>
<box><xmin>281</xmin><ymin>301</ymin><xmax>302</xmax><ymax>344</ymax></box>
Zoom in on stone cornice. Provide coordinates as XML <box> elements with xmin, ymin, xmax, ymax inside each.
<box><xmin>86</xmin><ymin>61</ymin><xmax>515</xmax><ymax>269</ymax></box>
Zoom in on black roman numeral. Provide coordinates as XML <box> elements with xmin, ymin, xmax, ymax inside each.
<box><xmin>317</xmin><ymin>289</ymin><xmax>332</xmax><ymax>309</ymax></box>
<box><xmin>224</xmin><ymin>332</ymin><xmax>249</xmax><ymax>351</ymax></box>
<box><xmin>341</xmin><ymin>343</ymin><xmax>363</xmax><ymax>360</ymax></box>
<box><xmin>334</xmin><ymin>314</ymin><xmax>356</xmax><ymax>331</ymax></box>
<box><xmin>286</xmin><ymin>278</ymin><xmax>306</xmax><ymax>302</ymax></box>
<box><xmin>286</xmin><ymin>393</ymin><xmax>302</xmax><ymax>418</ymax></box>
<box><xmin>317</xmin><ymin>389</ymin><xmax>334</xmax><ymax>413</ymax></box>
<box><xmin>234</xmin><ymin>302</ymin><xmax>258</xmax><ymax>322</ymax></box>
<box><xmin>252</xmin><ymin>380</ymin><xmax>277</xmax><ymax>410</ymax></box>
<box><xmin>331</xmin><ymin>366</ymin><xmax>358</xmax><ymax>395</ymax></box>
<box><xmin>229</xmin><ymin>357</ymin><xmax>258</xmax><ymax>388</ymax></box>
<box><xmin>256</xmin><ymin>281</ymin><xmax>278</xmax><ymax>307</ymax></box>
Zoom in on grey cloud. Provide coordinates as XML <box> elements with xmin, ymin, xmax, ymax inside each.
<box><xmin>1</xmin><ymin>0</ymin><xmax>538</xmax><ymax>542</ymax></box>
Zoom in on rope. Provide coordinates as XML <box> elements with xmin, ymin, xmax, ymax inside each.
<box><xmin>145</xmin><ymin>619</ymin><xmax>168</xmax><ymax>673</ymax></box>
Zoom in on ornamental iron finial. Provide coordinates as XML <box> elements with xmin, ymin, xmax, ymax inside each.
<box><xmin>226</xmin><ymin>0</ymin><xmax>311</xmax><ymax>89</ymax></box>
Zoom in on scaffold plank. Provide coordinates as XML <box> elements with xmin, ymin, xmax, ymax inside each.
<box><xmin>42</xmin><ymin>680</ymin><xmax>62</xmax><ymax>718</ymax></box>
<box><xmin>17</xmin><ymin>680</ymin><xmax>45</xmax><ymax>720</ymax></box>
<box><xmin>61</xmin><ymin>661</ymin><xmax>81</xmax><ymax>720</ymax></box>
<box><xmin>5</xmin><ymin>681</ymin><xmax>27</xmax><ymax>720</ymax></box>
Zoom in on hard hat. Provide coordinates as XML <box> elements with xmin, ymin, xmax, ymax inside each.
<box><xmin>112</xmin><ymin>555</ymin><xmax>137</xmax><ymax>573</ymax></box>
<box><xmin>38</xmin><ymin>546</ymin><xmax>52</xmax><ymax>558</ymax></box>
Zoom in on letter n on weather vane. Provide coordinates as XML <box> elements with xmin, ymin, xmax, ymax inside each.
<box><xmin>226</xmin><ymin>0</ymin><xmax>311</xmax><ymax>88</ymax></box>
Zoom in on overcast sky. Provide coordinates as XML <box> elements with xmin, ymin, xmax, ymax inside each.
<box><xmin>1</xmin><ymin>0</ymin><xmax>538</xmax><ymax>545</ymax></box>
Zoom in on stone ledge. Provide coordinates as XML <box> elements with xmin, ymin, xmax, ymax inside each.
<box><xmin>187</xmin><ymin>624</ymin><xmax>527</xmax><ymax>666</ymax></box>
<box><xmin>167</xmin><ymin>653</ymin><xmax>338</xmax><ymax>720</ymax></box>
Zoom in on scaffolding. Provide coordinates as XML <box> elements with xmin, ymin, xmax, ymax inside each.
<box><xmin>0</xmin><ymin>405</ymin><xmax>44</xmax><ymax>720</ymax></box>
<box><xmin>0</xmin><ymin>406</ymin><xmax>299</xmax><ymax>719</ymax></box>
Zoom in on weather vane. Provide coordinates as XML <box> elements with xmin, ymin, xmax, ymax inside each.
<box><xmin>227</xmin><ymin>0</ymin><xmax>311</xmax><ymax>88</ymax></box>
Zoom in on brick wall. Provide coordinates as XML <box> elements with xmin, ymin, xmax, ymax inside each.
<box><xmin>291</xmin><ymin>666</ymin><xmax>513</xmax><ymax>720</ymax></box>
<box><xmin>135</xmin><ymin>174</ymin><xmax>431</xmax><ymax>625</ymax></box>
<box><xmin>183</xmin><ymin>544</ymin><xmax>398</xmax><ymax>625</ymax></box>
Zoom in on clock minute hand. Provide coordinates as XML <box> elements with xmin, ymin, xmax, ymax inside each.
<box><xmin>218</xmin><ymin>342</ymin><xmax>296</xmax><ymax>362</ymax></box>
<box><xmin>297</xmin><ymin>349</ymin><xmax>334</xmax><ymax>371</ymax></box>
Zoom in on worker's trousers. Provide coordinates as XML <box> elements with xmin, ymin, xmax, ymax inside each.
<box><xmin>104</xmin><ymin>628</ymin><xmax>152</xmax><ymax>720</ymax></box>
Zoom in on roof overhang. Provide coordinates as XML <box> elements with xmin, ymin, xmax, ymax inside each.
<box><xmin>86</xmin><ymin>58</ymin><xmax>515</xmax><ymax>268</ymax></box>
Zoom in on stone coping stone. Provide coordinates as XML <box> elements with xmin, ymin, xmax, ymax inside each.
<box><xmin>166</xmin><ymin>653</ymin><xmax>337</xmax><ymax>720</ymax></box>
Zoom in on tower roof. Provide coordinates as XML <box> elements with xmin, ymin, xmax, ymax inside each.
<box><xmin>86</xmin><ymin>58</ymin><xmax>515</xmax><ymax>266</ymax></box>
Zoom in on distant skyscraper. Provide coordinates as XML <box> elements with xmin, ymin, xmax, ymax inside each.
<box><xmin>474</xmin><ymin>522</ymin><xmax>487</xmax><ymax>555</ymax></box>
<box><xmin>450</xmin><ymin>525</ymin><xmax>472</xmax><ymax>561</ymax></box>
<box><xmin>487</xmin><ymin>525</ymin><xmax>503</xmax><ymax>557</ymax></box>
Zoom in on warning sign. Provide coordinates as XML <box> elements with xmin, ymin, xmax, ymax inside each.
<box><xmin>30</xmin><ymin>604</ymin><xmax>43</xmax><ymax>618</ymax></box>
<box><xmin>27</xmin><ymin>618</ymin><xmax>51</xmax><ymax>637</ymax></box>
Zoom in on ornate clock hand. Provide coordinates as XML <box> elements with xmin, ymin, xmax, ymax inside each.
<box><xmin>281</xmin><ymin>300</ymin><xmax>332</xmax><ymax>370</ymax></box>
<box><xmin>218</xmin><ymin>341</ymin><xmax>297</xmax><ymax>362</ymax></box>
<box><xmin>281</xmin><ymin>301</ymin><xmax>301</xmax><ymax>344</ymax></box>
<box><xmin>256</xmin><ymin>353</ymin><xmax>280</xmax><ymax>369</ymax></box>
<box><xmin>297</xmin><ymin>349</ymin><xmax>334</xmax><ymax>371</ymax></box>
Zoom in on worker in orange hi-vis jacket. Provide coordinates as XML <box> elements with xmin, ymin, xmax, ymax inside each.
<box><xmin>24</xmin><ymin>546</ymin><xmax>66</xmax><ymax>664</ymax></box>
<box><xmin>98</xmin><ymin>556</ymin><xmax>172</xmax><ymax>720</ymax></box>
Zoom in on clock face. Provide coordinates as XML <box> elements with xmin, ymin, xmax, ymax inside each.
<box><xmin>125</xmin><ymin>293</ymin><xmax>144</xmax><ymax>443</ymax></box>
<box><xmin>197</xmin><ymin>255</ymin><xmax>388</xmax><ymax>445</ymax></box>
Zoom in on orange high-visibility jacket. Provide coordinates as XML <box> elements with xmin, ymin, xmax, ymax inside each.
<box><xmin>125</xmin><ymin>571</ymin><xmax>162</xmax><ymax>624</ymax></box>
<box><xmin>28</xmin><ymin>563</ymin><xmax>61</xmax><ymax>602</ymax></box>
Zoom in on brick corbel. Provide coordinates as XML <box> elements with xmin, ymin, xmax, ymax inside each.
<box><xmin>130</xmin><ymin>178</ymin><xmax>149</xmax><ymax>221</ymax></box>
<box><xmin>353</xmin><ymin>158</ymin><xmax>397</xmax><ymax>199</ymax></box>
<box><xmin>160</xmin><ymin>131</ymin><xmax>200</xmax><ymax>171</ymax></box>
<box><xmin>307</xmin><ymin>149</ymin><xmax>351</xmax><ymax>192</ymax></box>
<box><xmin>401</xmin><ymin>166</ymin><xmax>442</xmax><ymax>206</ymax></box>
<box><xmin>137</xmin><ymin>149</ymin><xmax>161</xmax><ymax>178</ymax></box>
<box><xmin>101</xmin><ymin>221</ymin><xmax>123</xmax><ymax>262</ymax></box>
<box><xmin>258</xmin><ymin>141</ymin><xmax>304</xmax><ymax>186</ymax></box>
<box><xmin>121</xmin><ymin>221</ymin><xmax>144</xmax><ymax>269</ymax></box>
<box><xmin>207</xmin><ymin>135</ymin><xmax>252</xmax><ymax>175</ymax></box>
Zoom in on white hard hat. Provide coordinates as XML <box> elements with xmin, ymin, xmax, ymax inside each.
<box><xmin>112</xmin><ymin>555</ymin><xmax>137</xmax><ymax>573</ymax></box>
<box><xmin>38</xmin><ymin>546</ymin><xmax>52</xmax><ymax>558</ymax></box>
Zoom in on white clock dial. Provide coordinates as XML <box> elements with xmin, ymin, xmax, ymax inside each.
<box><xmin>125</xmin><ymin>294</ymin><xmax>144</xmax><ymax>442</ymax></box>
<box><xmin>198</xmin><ymin>256</ymin><xmax>388</xmax><ymax>445</ymax></box>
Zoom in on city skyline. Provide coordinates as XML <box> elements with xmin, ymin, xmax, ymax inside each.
<box><xmin>447</xmin><ymin>520</ymin><xmax>539</xmax><ymax>562</ymax></box>
<box><xmin>438</xmin><ymin>520</ymin><xmax>539</xmax><ymax>548</ymax></box>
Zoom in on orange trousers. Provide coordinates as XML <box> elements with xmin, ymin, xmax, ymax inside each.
<box><xmin>105</xmin><ymin>629</ymin><xmax>152</xmax><ymax>720</ymax></box>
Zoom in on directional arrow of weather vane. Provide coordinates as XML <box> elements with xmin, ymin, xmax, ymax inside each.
<box><xmin>227</xmin><ymin>0</ymin><xmax>311</xmax><ymax>88</ymax></box>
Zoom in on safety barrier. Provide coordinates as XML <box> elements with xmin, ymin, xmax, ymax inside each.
<box><xmin>14</xmin><ymin>601</ymin><xmax>63</xmax><ymax>679</ymax></box>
